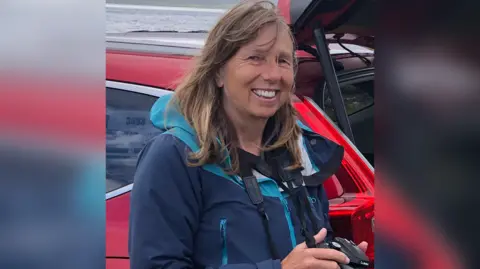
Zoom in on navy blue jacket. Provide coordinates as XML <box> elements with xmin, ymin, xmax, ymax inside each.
<box><xmin>129</xmin><ymin>94</ymin><xmax>344</xmax><ymax>269</ymax></box>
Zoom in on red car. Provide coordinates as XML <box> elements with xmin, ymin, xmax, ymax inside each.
<box><xmin>106</xmin><ymin>0</ymin><xmax>374</xmax><ymax>268</ymax></box>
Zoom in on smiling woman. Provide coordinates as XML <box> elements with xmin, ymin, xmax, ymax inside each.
<box><xmin>212</xmin><ymin>23</ymin><xmax>297</xmax><ymax>159</ymax></box>
<box><xmin>128</xmin><ymin>1</ymin><xmax>366</xmax><ymax>269</ymax></box>
<box><xmin>169</xmin><ymin>0</ymin><xmax>300</xmax><ymax>174</ymax></box>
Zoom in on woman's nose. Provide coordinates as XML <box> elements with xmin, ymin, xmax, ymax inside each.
<box><xmin>260</xmin><ymin>60</ymin><xmax>282</xmax><ymax>82</ymax></box>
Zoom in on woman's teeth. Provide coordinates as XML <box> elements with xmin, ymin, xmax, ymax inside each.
<box><xmin>253</xmin><ymin>89</ymin><xmax>276</xmax><ymax>98</ymax></box>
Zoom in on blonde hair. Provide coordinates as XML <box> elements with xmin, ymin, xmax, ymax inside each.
<box><xmin>170</xmin><ymin>0</ymin><xmax>302</xmax><ymax>174</ymax></box>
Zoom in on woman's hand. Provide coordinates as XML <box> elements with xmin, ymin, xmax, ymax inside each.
<box><xmin>281</xmin><ymin>228</ymin><xmax>349</xmax><ymax>269</ymax></box>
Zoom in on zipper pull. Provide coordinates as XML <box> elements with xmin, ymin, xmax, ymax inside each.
<box><xmin>220</xmin><ymin>219</ymin><xmax>227</xmax><ymax>231</ymax></box>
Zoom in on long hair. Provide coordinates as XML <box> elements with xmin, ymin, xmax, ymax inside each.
<box><xmin>170</xmin><ymin>0</ymin><xmax>302</xmax><ymax>174</ymax></box>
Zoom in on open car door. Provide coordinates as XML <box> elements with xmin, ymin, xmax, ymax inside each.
<box><xmin>278</xmin><ymin>0</ymin><xmax>374</xmax><ymax>143</ymax></box>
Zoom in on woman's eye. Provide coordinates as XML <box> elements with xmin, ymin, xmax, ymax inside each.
<box><xmin>248</xmin><ymin>55</ymin><xmax>262</xmax><ymax>61</ymax></box>
<box><xmin>279</xmin><ymin>58</ymin><xmax>291</xmax><ymax>65</ymax></box>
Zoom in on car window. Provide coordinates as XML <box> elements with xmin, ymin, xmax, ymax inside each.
<box><xmin>323</xmin><ymin>79</ymin><xmax>374</xmax><ymax>121</ymax></box>
<box><xmin>320</xmin><ymin>79</ymin><xmax>374</xmax><ymax>166</ymax></box>
<box><xmin>106</xmin><ymin>87</ymin><xmax>163</xmax><ymax>193</ymax></box>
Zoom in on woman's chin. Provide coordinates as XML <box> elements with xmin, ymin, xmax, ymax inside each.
<box><xmin>249</xmin><ymin>108</ymin><xmax>278</xmax><ymax>119</ymax></box>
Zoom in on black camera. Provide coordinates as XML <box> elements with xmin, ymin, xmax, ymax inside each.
<box><xmin>317</xmin><ymin>237</ymin><xmax>370</xmax><ymax>269</ymax></box>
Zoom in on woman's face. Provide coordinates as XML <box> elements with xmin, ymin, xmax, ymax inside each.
<box><xmin>217</xmin><ymin>23</ymin><xmax>295</xmax><ymax>120</ymax></box>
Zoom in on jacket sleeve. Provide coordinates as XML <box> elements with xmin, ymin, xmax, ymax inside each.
<box><xmin>129</xmin><ymin>134</ymin><xmax>283</xmax><ymax>269</ymax></box>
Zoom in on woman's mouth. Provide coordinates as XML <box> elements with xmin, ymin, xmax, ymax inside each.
<box><xmin>252</xmin><ymin>88</ymin><xmax>278</xmax><ymax>99</ymax></box>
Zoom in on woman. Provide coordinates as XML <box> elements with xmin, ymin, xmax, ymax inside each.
<box><xmin>129</xmin><ymin>1</ymin><xmax>368</xmax><ymax>269</ymax></box>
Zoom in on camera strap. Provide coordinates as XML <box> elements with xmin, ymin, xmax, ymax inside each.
<box><xmin>238</xmin><ymin>149</ymin><xmax>320</xmax><ymax>258</ymax></box>
<box><xmin>238</xmin><ymin>152</ymin><xmax>280</xmax><ymax>260</ymax></box>
<box><xmin>272</xmin><ymin>160</ymin><xmax>319</xmax><ymax>249</ymax></box>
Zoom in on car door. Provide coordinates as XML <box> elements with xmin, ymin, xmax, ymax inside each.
<box><xmin>106</xmin><ymin>81</ymin><xmax>170</xmax><ymax>266</ymax></box>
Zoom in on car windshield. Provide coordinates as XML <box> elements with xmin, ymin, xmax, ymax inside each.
<box><xmin>106</xmin><ymin>0</ymin><xmax>279</xmax><ymax>34</ymax></box>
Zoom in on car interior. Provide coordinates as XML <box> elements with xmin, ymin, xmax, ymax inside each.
<box><xmin>295</xmin><ymin>44</ymin><xmax>375</xmax><ymax>166</ymax></box>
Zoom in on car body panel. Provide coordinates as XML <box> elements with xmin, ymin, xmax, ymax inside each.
<box><xmin>107</xmin><ymin>51</ymin><xmax>191</xmax><ymax>89</ymax></box>
<box><xmin>106</xmin><ymin>191</ymin><xmax>130</xmax><ymax>258</ymax></box>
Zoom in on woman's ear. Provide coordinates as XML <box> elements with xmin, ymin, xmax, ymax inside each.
<box><xmin>215</xmin><ymin>68</ymin><xmax>225</xmax><ymax>88</ymax></box>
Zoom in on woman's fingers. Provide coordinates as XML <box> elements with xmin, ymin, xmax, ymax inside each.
<box><xmin>306</xmin><ymin>248</ymin><xmax>350</xmax><ymax>264</ymax></box>
<box><xmin>357</xmin><ymin>241</ymin><xmax>368</xmax><ymax>253</ymax></box>
<box><xmin>296</xmin><ymin>228</ymin><xmax>327</xmax><ymax>249</ymax></box>
<box><xmin>306</xmin><ymin>258</ymin><xmax>341</xmax><ymax>269</ymax></box>
<box><xmin>313</xmin><ymin>228</ymin><xmax>328</xmax><ymax>245</ymax></box>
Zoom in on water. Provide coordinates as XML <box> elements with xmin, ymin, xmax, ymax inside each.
<box><xmin>106</xmin><ymin>0</ymin><xmax>278</xmax><ymax>33</ymax></box>
<box><xmin>106</xmin><ymin>5</ymin><xmax>224</xmax><ymax>33</ymax></box>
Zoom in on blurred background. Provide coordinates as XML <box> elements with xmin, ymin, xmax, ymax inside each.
<box><xmin>376</xmin><ymin>0</ymin><xmax>480</xmax><ymax>268</ymax></box>
<box><xmin>0</xmin><ymin>0</ymin><xmax>104</xmax><ymax>268</ymax></box>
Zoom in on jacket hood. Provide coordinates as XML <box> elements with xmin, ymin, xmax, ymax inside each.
<box><xmin>150</xmin><ymin>93</ymin><xmax>196</xmax><ymax>136</ymax></box>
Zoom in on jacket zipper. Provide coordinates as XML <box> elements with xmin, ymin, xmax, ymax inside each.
<box><xmin>220</xmin><ymin>218</ymin><xmax>228</xmax><ymax>265</ymax></box>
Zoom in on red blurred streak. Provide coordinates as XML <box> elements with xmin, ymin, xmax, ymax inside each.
<box><xmin>0</xmin><ymin>77</ymin><xmax>104</xmax><ymax>147</ymax></box>
<box><xmin>378</xmin><ymin>180</ymin><xmax>463</xmax><ymax>269</ymax></box>
<box><xmin>106</xmin><ymin>258</ymin><xmax>129</xmax><ymax>269</ymax></box>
